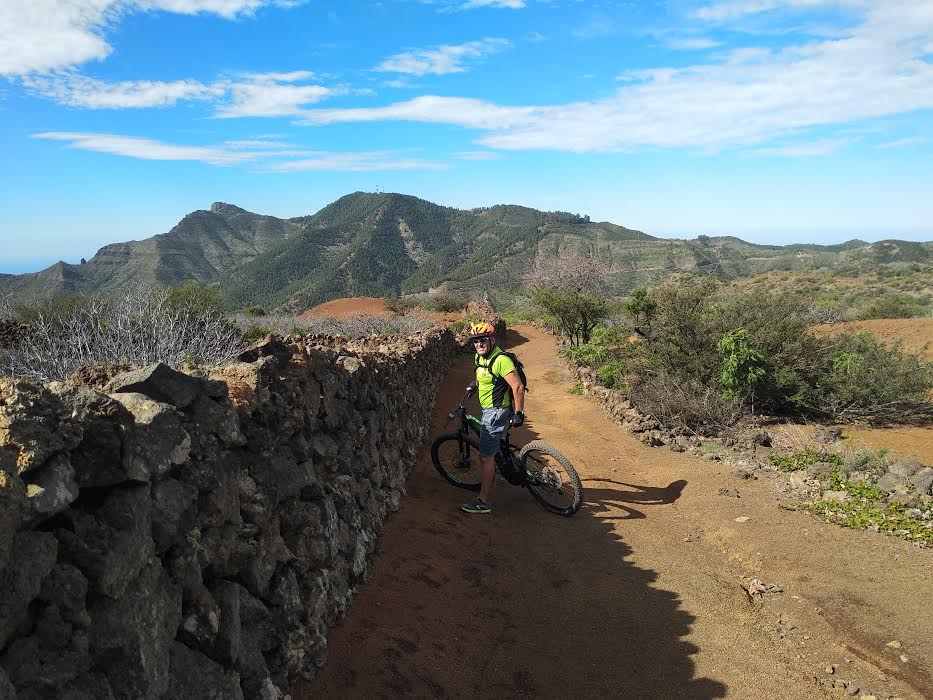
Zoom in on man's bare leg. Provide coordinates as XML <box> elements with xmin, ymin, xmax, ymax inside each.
<box><xmin>479</xmin><ymin>455</ymin><xmax>495</xmax><ymax>503</ymax></box>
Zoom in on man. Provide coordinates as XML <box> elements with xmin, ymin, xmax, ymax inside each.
<box><xmin>460</xmin><ymin>322</ymin><xmax>526</xmax><ymax>514</ymax></box>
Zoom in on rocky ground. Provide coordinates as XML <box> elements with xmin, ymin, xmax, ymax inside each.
<box><xmin>296</xmin><ymin>324</ymin><xmax>933</xmax><ymax>700</ymax></box>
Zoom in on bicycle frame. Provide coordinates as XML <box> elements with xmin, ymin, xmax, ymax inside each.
<box><xmin>445</xmin><ymin>388</ymin><xmax>524</xmax><ymax>485</ymax></box>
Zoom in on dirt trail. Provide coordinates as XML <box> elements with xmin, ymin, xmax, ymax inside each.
<box><xmin>296</xmin><ymin>325</ymin><xmax>933</xmax><ymax>699</ymax></box>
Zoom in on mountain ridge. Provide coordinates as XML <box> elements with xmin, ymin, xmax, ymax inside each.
<box><xmin>2</xmin><ymin>192</ymin><xmax>929</xmax><ymax>310</ymax></box>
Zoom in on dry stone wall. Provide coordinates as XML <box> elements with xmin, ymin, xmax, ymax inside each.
<box><xmin>0</xmin><ymin>328</ymin><xmax>459</xmax><ymax>699</ymax></box>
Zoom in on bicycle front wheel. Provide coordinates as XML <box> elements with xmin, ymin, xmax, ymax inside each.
<box><xmin>431</xmin><ymin>432</ymin><xmax>482</xmax><ymax>491</ymax></box>
<box><xmin>519</xmin><ymin>440</ymin><xmax>583</xmax><ymax>516</ymax></box>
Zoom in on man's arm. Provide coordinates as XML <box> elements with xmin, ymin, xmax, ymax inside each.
<box><xmin>504</xmin><ymin>370</ymin><xmax>525</xmax><ymax>414</ymax></box>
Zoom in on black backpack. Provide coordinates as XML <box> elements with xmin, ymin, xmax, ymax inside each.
<box><xmin>475</xmin><ymin>350</ymin><xmax>528</xmax><ymax>396</ymax></box>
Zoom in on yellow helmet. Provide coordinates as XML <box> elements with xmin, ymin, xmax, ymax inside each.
<box><xmin>468</xmin><ymin>321</ymin><xmax>495</xmax><ymax>340</ymax></box>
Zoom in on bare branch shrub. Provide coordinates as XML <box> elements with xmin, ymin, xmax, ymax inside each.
<box><xmin>521</xmin><ymin>253</ymin><xmax>611</xmax><ymax>294</ymax></box>
<box><xmin>2</xmin><ymin>288</ymin><xmax>244</xmax><ymax>383</ymax></box>
<box><xmin>627</xmin><ymin>372</ymin><xmax>747</xmax><ymax>435</ymax></box>
<box><xmin>233</xmin><ymin>313</ymin><xmax>431</xmax><ymax>340</ymax></box>
<box><xmin>0</xmin><ymin>292</ymin><xmax>13</xmax><ymax>321</ymax></box>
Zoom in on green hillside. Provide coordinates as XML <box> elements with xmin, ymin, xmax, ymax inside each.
<box><xmin>2</xmin><ymin>191</ymin><xmax>930</xmax><ymax>311</ymax></box>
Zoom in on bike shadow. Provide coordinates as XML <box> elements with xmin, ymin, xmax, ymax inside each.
<box><xmin>577</xmin><ymin>478</ymin><xmax>689</xmax><ymax>521</ymax></box>
<box><xmin>300</xmin><ymin>353</ymin><xmax>728</xmax><ymax>700</ymax></box>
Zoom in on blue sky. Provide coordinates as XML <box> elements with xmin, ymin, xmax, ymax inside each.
<box><xmin>2</xmin><ymin>0</ymin><xmax>932</xmax><ymax>273</ymax></box>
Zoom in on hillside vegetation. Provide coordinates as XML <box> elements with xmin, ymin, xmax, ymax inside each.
<box><xmin>3</xmin><ymin>192</ymin><xmax>930</xmax><ymax>312</ymax></box>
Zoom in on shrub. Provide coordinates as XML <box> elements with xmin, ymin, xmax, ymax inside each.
<box><xmin>768</xmin><ymin>447</ymin><xmax>844</xmax><ymax>472</ymax></box>
<box><xmin>627</xmin><ymin>373</ymin><xmax>746</xmax><ymax>434</ymax></box>
<box><xmin>165</xmin><ymin>281</ymin><xmax>226</xmax><ymax>316</ymax></box>
<box><xmin>569</xmin><ymin>383</ymin><xmax>584</xmax><ymax>395</ymax></box>
<box><xmin>243</xmin><ymin>324</ymin><xmax>272</xmax><ymax>343</ymax></box>
<box><xmin>384</xmin><ymin>296</ymin><xmax>419</xmax><ymax>314</ymax></box>
<box><xmin>718</xmin><ymin>329</ymin><xmax>767</xmax><ymax>401</ymax></box>
<box><xmin>245</xmin><ymin>306</ymin><xmax>267</xmax><ymax>318</ymax></box>
<box><xmin>597</xmin><ymin>360</ymin><xmax>625</xmax><ymax>389</ymax></box>
<box><xmin>423</xmin><ymin>294</ymin><xmax>468</xmax><ymax>313</ymax></box>
<box><xmin>529</xmin><ymin>287</ymin><xmax>611</xmax><ymax>346</ymax></box>
<box><xmin>857</xmin><ymin>293</ymin><xmax>927</xmax><ymax>320</ymax></box>
<box><xmin>2</xmin><ymin>288</ymin><xmax>243</xmax><ymax>382</ymax></box>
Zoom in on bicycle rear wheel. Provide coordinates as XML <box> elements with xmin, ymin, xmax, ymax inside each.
<box><xmin>519</xmin><ymin>440</ymin><xmax>583</xmax><ymax>516</ymax></box>
<box><xmin>431</xmin><ymin>432</ymin><xmax>482</xmax><ymax>491</ymax></box>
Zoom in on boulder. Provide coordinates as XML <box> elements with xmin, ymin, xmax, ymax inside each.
<box><xmin>23</xmin><ymin>453</ymin><xmax>79</xmax><ymax>524</ymax></box>
<box><xmin>39</xmin><ymin>564</ymin><xmax>89</xmax><ymax>629</ymax></box>
<box><xmin>806</xmin><ymin>461</ymin><xmax>838</xmax><ymax>481</ymax></box>
<box><xmin>206</xmin><ymin>580</ymin><xmax>241</xmax><ymax>666</ymax></box>
<box><xmin>822</xmin><ymin>490</ymin><xmax>850</xmax><ymax>502</ymax></box>
<box><xmin>907</xmin><ymin>466</ymin><xmax>933</xmax><ymax>495</ymax></box>
<box><xmin>166</xmin><ymin>642</ymin><xmax>243</xmax><ymax>700</ymax></box>
<box><xmin>0</xmin><ymin>666</ymin><xmax>14</xmax><ymax>700</ymax></box>
<box><xmin>89</xmin><ymin>559</ymin><xmax>181</xmax><ymax>699</ymax></box>
<box><xmin>109</xmin><ymin>393</ymin><xmax>190</xmax><ymax>481</ymax></box>
<box><xmin>0</xmin><ymin>380</ymin><xmax>81</xmax><ymax>476</ymax></box>
<box><xmin>0</xmin><ymin>531</ymin><xmax>58</xmax><ymax>649</ymax></box>
<box><xmin>105</xmin><ymin>363</ymin><xmax>202</xmax><ymax>409</ymax></box>
<box><xmin>876</xmin><ymin>471</ymin><xmax>907</xmax><ymax>494</ymax></box>
<box><xmin>890</xmin><ymin>458</ymin><xmax>924</xmax><ymax>478</ymax></box>
<box><xmin>0</xmin><ymin>470</ymin><xmax>24</xmax><ymax>572</ymax></box>
<box><xmin>151</xmin><ymin>478</ymin><xmax>199</xmax><ymax>554</ymax></box>
<box><xmin>57</xmin><ymin>484</ymin><xmax>153</xmax><ymax>599</ymax></box>
<box><xmin>49</xmin><ymin>386</ymin><xmax>134</xmax><ymax>488</ymax></box>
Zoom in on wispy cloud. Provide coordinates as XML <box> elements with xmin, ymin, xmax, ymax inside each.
<box><xmin>23</xmin><ymin>71</ymin><xmax>341</xmax><ymax>116</ymax></box>
<box><xmin>375</xmin><ymin>38</ymin><xmax>511</xmax><ymax>76</ymax></box>
<box><xmin>749</xmin><ymin>137</ymin><xmax>856</xmax><ymax>157</ymax></box>
<box><xmin>0</xmin><ymin>0</ymin><xmax>304</xmax><ymax>76</ymax></box>
<box><xmin>876</xmin><ymin>136</ymin><xmax>930</xmax><ymax>149</ymax></box>
<box><xmin>31</xmin><ymin>131</ymin><xmax>255</xmax><ymax>166</ymax></box>
<box><xmin>21</xmin><ymin>74</ymin><xmax>223</xmax><ymax>108</ymax></box>
<box><xmin>664</xmin><ymin>37</ymin><xmax>722</xmax><ymax>50</ymax></box>
<box><xmin>693</xmin><ymin>0</ymin><xmax>850</xmax><ymax>22</ymax></box>
<box><xmin>31</xmin><ymin>131</ymin><xmax>445</xmax><ymax>171</ymax></box>
<box><xmin>217</xmin><ymin>74</ymin><xmax>341</xmax><ymax>117</ymax></box>
<box><xmin>299</xmin><ymin>3</ymin><xmax>933</xmax><ymax>153</ymax></box>
<box><xmin>460</xmin><ymin>0</ymin><xmax>525</xmax><ymax>8</ymax></box>
<box><xmin>455</xmin><ymin>150</ymin><xmax>502</xmax><ymax>160</ymax></box>
<box><xmin>262</xmin><ymin>151</ymin><xmax>446</xmax><ymax>171</ymax></box>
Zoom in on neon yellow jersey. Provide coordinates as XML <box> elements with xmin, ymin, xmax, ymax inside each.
<box><xmin>475</xmin><ymin>346</ymin><xmax>517</xmax><ymax>409</ymax></box>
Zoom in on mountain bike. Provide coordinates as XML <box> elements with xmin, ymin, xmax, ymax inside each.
<box><xmin>431</xmin><ymin>387</ymin><xmax>583</xmax><ymax>516</ymax></box>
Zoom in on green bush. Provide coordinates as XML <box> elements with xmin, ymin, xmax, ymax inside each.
<box><xmin>243</xmin><ymin>324</ymin><xmax>272</xmax><ymax>343</ymax></box>
<box><xmin>718</xmin><ymin>329</ymin><xmax>767</xmax><ymax>400</ymax></box>
<box><xmin>569</xmin><ymin>383</ymin><xmax>584</xmax><ymax>395</ymax></box>
<box><xmin>245</xmin><ymin>306</ymin><xmax>266</xmax><ymax>317</ymax></box>
<box><xmin>597</xmin><ymin>360</ymin><xmax>625</xmax><ymax>389</ymax></box>
<box><xmin>384</xmin><ymin>296</ymin><xmax>419</xmax><ymax>314</ymax></box>
<box><xmin>530</xmin><ymin>287</ymin><xmax>611</xmax><ymax>347</ymax></box>
<box><xmin>857</xmin><ymin>293</ymin><xmax>928</xmax><ymax>320</ymax></box>
<box><xmin>165</xmin><ymin>281</ymin><xmax>226</xmax><ymax>316</ymax></box>
<box><xmin>768</xmin><ymin>447</ymin><xmax>844</xmax><ymax>472</ymax></box>
<box><xmin>423</xmin><ymin>294</ymin><xmax>468</xmax><ymax>313</ymax></box>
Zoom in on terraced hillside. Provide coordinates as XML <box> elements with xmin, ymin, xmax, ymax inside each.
<box><xmin>2</xmin><ymin>192</ymin><xmax>930</xmax><ymax>311</ymax></box>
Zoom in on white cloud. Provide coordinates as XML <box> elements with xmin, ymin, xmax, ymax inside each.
<box><xmin>21</xmin><ymin>74</ymin><xmax>222</xmax><ymax>108</ymax></box>
<box><xmin>262</xmin><ymin>151</ymin><xmax>446</xmax><ymax>171</ymax></box>
<box><xmin>460</xmin><ymin>0</ymin><xmax>525</xmax><ymax>8</ymax></box>
<box><xmin>299</xmin><ymin>2</ymin><xmax>933</xmax><ymax>153</ymax></box>
<box><xmin>876</xmin><ymin>137</ymin><xmax>930</xmax><ymax>149</ymax></box>
<box><xmin>31</xmin><ymin>131</ymin><xmax>255</xmax><ymax>165</ymax></box>
<box><xmin>375</xmin><ymin>38</ymin><xmax>511</xmax><ymax>76</ymax></box>
<box><xmin>455</xmin><ymin>150</ymin><xmax>502</xmax><ymax>160</ymax></box>
<box><xmin>665</xmin><ymin>37</ymin><xmax>721</xmax><ymax>50</ymax></box>
<box><xmin>217</xmin><ymin>78</ymin><xmax>341</xmax><ymax>118</ymax></box>
<box><xmin>31</xmin><ymin>131</ymin><xmax>445</xmax><ymax>171</ymax></box>
<box><xmin>749</xmin><ymin>137</ymin><xmax>856</xmax><ymax>157</ymax></box>
<box><xmin>0</xmin><ymin>0</ymin><xmax>300</xmax><ymax>76</ymax></box>
<box><xmin>23</xmin><ymin>70</ymin><xmax>339</xmax><ymax>115</ymax></box>
<box><xmin>693</xmin><ymin>0</ymin><xmax>854</xmax><ymax>22</ymax></box>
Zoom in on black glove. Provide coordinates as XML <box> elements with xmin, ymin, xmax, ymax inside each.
<box><xmin>466</xmin><ymin>380</ymin><xmax>478</xmax><ymax>394</ymax></box>
<box><xmin>511</xmin><ymin>411</ymin><xmax>525</xmax><ymax>427</ymax></box>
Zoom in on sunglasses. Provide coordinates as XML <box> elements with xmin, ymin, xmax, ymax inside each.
<box><xmin>472</xmin><ymin>337</ymin><xmax>491</xmax><ymax>344</ymax></box>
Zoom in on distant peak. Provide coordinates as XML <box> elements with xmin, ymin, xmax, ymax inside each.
<box><xmin>211</xmin><ymin>202</ymin><xmax>247</xmax><ymax>215</ymax></box>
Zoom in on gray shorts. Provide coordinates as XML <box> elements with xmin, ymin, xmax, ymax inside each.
<box><xmin>478</xmin><ymin>407</ymin><xmax>513</xmax><ymax>457</ymax></box>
